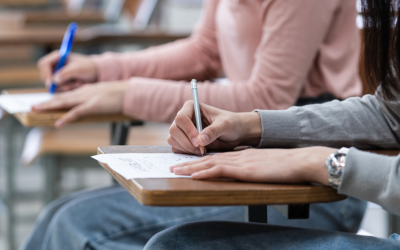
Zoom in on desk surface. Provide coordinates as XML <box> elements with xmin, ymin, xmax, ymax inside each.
<box><xmin>97</xmin><ymin>145</ymin><xmax>349</xmax><ymax>207</ymax></box>
<box><xmin>3</xmin><ymin>88</ymin><xmax>133</xmax><ymax>127</ymax></box>
<box><xmin>0</xmin><ymin>26</ymin><xmax>189</xmax><ymax>46</ymax></box>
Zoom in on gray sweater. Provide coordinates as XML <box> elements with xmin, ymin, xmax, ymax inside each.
<box><xmin>257</xmin><ymin>86</ymin><xmax>400</xmax><ymax>216</ymax></box>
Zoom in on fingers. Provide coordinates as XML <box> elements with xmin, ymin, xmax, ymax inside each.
<box><xmin>54</xmin><ymin>101</ymin><xmax>94</xmax><ymax>127</ymax></box>
<box><xmin>169</xmin><ymin>155</ymin><xmax>210</xmax><ymax>172</ymax></box>
<box><xmin>53</xmin><ymin>62</ymin><xmax>83</xmax><ymax>87</ymax></box>
<box><xmin>197</xmin><ymin>119</ymin><xmax>227</xmax><ymax>146</ymax></box>
<box><xmin>170</xmin><ymin>153</ymin><xmax>239</xmax><ymax>174</ymax></box>
<box><xmin>192</xmin><ymin>165</ymin><xmax>242</xmax><ymax>180</ymax></box>
<box><xmin>167</xmin><ymin>135</ymin><xmax>200</xmax><ymax>155</ymax></box>
<box><xmin>57</xmin><ymin>81</ymin><xmax>84</xmax><ymax>92</ymax></box>
<box><xmin>32</xmin><ymin>93</ymin><xmax>78</xmax><ymax>111</ymax></box>
<box><xmin>170</xmin><ymin>101</ymin><xmax>202</xmax><ymax>152</ymax></box>
<box><xmin>174</xmin><ymin>101</ymin><xmax>222</xmax><ymax>149</ymax></box>
<box><xmin>175</xmin><ymin>110</ymin><xmax>200</xmax><ymax>147</ymax></box>
<box><xmin>171</xmin><ymin>147</ymin><xmax>189</xmax><ymax>154</ymax></box>
<box><xmin>37</xmin><ymin>50</ymin><xmax>60</xmax><ymax>87</ymax></box>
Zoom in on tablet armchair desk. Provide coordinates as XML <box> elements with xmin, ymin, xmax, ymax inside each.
<box><xmin>97</xmin><ymin>145</ymin><xmax>350</xmax><ymax>223</ymax></box>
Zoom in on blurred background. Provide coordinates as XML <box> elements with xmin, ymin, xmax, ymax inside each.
<box><xmin>0</xmin><ymin>0</ymin><xmax>396</xmax><ymax>249</ymax></box>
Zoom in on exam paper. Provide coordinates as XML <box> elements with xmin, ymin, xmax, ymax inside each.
<box><xmin>0</xmin><ymin>93</ymin><xmax>53</xmax><ymax>114</ymax></box>
<box><xmin>92</xmin><ymin>153</ymin><xmax>202</xmax><ymax>179</ymax></box>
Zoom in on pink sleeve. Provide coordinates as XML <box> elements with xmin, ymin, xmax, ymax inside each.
<box><xmin>123</xmin><ymin>0</ymin><xmax>355</xmax><ymax>123</ymax></box>
<box><xmin>91</xmin><ymin>0</ymin><xmax>221</xmax><ymax>82</ymax></box>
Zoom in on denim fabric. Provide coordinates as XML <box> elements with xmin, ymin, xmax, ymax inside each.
<box><xmin>144</xmin><ymin>221</ymin><xmax>400</xmax><ymax>250</ymax></box>
<box><xmin>391</xmin><ymin>234</ymin><xmax>400</xmax><ymax>241</ymax></box>
<box><xmin>20</xmin><ymin>184</ymin><xmax>366</xmax><ymax>250</ymax></box>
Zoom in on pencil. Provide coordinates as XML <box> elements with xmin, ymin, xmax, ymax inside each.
<box><xmin>190</xmin><ymin>79</ymin><xmax>205</xmax><ymax>156</ymax></box>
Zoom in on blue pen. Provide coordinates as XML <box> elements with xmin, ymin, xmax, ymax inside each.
<box><xmin>49</xmin><ymin>22</ymin><xmax>79</xmax><ymax>94</ymax></box>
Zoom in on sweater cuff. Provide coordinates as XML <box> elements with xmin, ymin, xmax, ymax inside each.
<box><xmin>339</xmin><ymin>148</ymin><xmax>391</xmax><ymax>200</ymax></box>
<box><xmin>90</xmin><ymin>53</ymin><xmax>122</xmax><ymax>82</ymax></box>
<box><xmin>254</xmin><ymin>109</ymin><xmax>301</xmax><ymax>148</ymax></box>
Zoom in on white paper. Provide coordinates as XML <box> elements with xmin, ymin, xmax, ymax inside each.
<box><xmin>92</xmin><ymin>153</ymin><xmax>202</xmax><ymax>179</ymax></box>
<box><xmin>0</xmin><ymin>93</ymin><xmax>53</xmax><ymax>114</ymax></box>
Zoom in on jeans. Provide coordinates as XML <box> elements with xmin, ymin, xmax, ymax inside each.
<box><xmin>20</xmin><ymin>184</ymin><xmax>366</xmax><ymax>250</ymax></box>
<box><xmin>144</xmin><ymin>221</ymin><xmax>400</xmax><ymax>250</ymax></box>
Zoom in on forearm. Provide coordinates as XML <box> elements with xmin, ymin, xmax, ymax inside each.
<box><xmin>91</xmin><ymin>0</ymin><xmax>220</xmax><ymax>83</ymax></box>
<box><xmin>122</xmin><ymin>76</ymin><xmax>300</xmax><ymax>123</ymax></box>
<box><xmin>91</xmin><ymin>36</ymin><xmax>221</xmax><ymax>82</ymax></box>
<box><xmin>256</xmin><ymin>94</ymin><xmax>400</xmax><ymax>149</ymax></box>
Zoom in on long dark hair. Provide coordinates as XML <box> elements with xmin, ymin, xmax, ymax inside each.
<box><xmin>362</xmin><ymin>0</ymin><xmax>400</xmax><ymax>99</ymax></box>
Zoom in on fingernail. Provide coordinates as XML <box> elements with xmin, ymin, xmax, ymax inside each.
<box><xmin>194</xmin><ymin>149</ymin><xmax>201</xmax><ymax>155</ymax></box>
<box><xmin>191</xmin><ymin>138</ymin><xmax>199</xmax><ymax>147</ymax></box>
<box><xmin>200</xmin><ymin>134</ymin><xmax>209</xmax><ymax>144</ymax></box>
<box><xmin>192</xmin><ymin>172</ymin><xmax>200</xmax><ymax>178</ymax></box>
<box><xmin>174</xmin><ymin>167</ymin><xmax>183</xmax><ymax>174</ymax></box>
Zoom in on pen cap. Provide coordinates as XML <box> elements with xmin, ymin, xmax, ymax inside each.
<box><xmin>191</xmin><ymin>79</ymin><xmax>197</xmax><ymax>89</ymax></box>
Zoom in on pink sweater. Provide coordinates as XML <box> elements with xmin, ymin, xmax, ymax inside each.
<box><xmin>92</xmin><ymin>0</ymin><xmax>362</xmax><ymax>123</ymax></box>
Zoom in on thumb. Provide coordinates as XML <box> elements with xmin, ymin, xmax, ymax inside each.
<box><xmin>197</xmin><ymin>120</ymin><xmax>225</xmax><ymax>146</ymax></box>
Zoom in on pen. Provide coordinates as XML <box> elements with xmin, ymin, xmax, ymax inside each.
<box><xmin>49</xmin><ymin>22</ymin><xmax>79</xmax><ymax>94</ymax></box>
<box><xmin>190</xmin><ymin>79</ymin><xmax>205</xmax><ymax>156</ymax></box>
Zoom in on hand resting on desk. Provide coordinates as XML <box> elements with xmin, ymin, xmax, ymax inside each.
<box><xmin>38</xmin><ymin>50</ymin><xmax>97</xmax><ymax>92</ymax></box>
<box><xmin>170</xmin><ymin>147</ymin><xmax>334</xmax><ymax>185</ymax></box>
<box><xmin>32</xmin><ymin>82</ymin><xmax>127</xmax><ymax>127</ymax></box>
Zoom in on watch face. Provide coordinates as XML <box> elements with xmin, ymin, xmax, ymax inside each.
<box><xmin>327</xmin><ymin>149</ymin><xmax>348</xmax><ymax>189</ymax></box>
<box><xmin>329</xmin><ymin>153</ymin><xmax>346</xmax><ymax>175</ymax></box>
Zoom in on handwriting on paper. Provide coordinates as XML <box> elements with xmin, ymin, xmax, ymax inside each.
<box><xmin>92</xmin><ymin>153</ymin><xmax>202</xmax><ymax>179</ymax></box>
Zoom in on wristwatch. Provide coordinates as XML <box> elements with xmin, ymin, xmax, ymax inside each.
<box><xmin>325</xmin><ymin>147</ymin><xmax>350</xmax><ymax>189</ymax></box>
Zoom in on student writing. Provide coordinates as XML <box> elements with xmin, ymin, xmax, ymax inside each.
<box><xmin>20</xmin><ymin>1</ymin><xmax>366</xmax><ymax>249</ymax></box>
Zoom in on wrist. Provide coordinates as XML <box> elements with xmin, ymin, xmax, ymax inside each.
<box><xmin>301</xmin><ymin>147</ymin><xmax>337</xmax><ymax>186</ymax></box>
<box><xmin>237</xmin><ymin>112</ymin><xmax>262</xmax><ymax>147</ymax></box>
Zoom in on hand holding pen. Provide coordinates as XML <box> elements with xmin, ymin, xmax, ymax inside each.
<box><xmin>47</xmin><ymin>23</ymin><xmax>79</xmax><ymax>94</ymax></box>
<box><xmin>167</xmin><ymin>81</ymin><xmax>262</xmax><ymax>156</ymax></box>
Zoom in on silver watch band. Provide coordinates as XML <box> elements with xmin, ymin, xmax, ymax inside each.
<box><xmin>325</xmin><ymin>147</ymin><xmax>349</xmax><ymax>189</ymax></box>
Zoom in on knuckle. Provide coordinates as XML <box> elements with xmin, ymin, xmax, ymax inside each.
<box><xmin>169</xmin><ymin>125</ymin><xmax>179</xmax><ymax>135</ymax></box>
<box><xmin>175</xmin><ymin>114</ymin><xmax>186</xmax><ymax>125</ymax></box>
<box><xmin>208</xmin><ymin>126</ymin><xmax>220</xmax><ymax>137</ymax></box>
<box><xmin>204</xmin><ymin>155</ymin><xmax>213</xmax><ymax>161</ymax></box>
<box><xmin>184</xmin><ymin>166</ymin><xmax>193</xmax><ymax>173</ymax></box>
<box><xmin>220</xmin><ymin>118</ymin><xmax>231</xmax><ymax>128</ymax></box>
<box><xmin>214</xmin><ymin>165</ymin><xmax>224</xmax><ymax>175</ymax></box>
<box><xmin>184</xmin><ymin>100</ymin><xmax>193</xmax><ymax>106</ymax></box>
<box><xmin>167</xmin><ymin>135</ymin><xmax>174</xmax><ymax>145</ymax></box>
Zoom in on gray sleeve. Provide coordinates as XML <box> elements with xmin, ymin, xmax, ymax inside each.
<box><xmin>255</xmin><ymin>87</ymin><xmax>400</xmax><ymax>214</ymax></box>
<box><xmin>256</xmin><ymin>91</ymin><xmax>400</xmax><ymax>149</ymax></box>
<box><xmin>340</xmin><ymin>148</ymin><xmax>400</xmax><ymax>216</ymax></box>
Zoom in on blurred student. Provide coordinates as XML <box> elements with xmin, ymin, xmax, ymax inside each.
<box><xmin>34</xmin><ymin>0</ymin><xmax>361</xmax><ymax>126</ymax></box>
<box><xmin>21</xmin><ymin>1</ymin><xmax>366</xmax><ymax>249</ymax></box>
<box><xmin>144</xmin><ymin>0</ymin><xmax>400</xmax><ymax>247</ymax></box>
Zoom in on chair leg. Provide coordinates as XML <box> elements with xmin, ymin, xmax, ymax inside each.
<box><xmin>42</xmin><ymin>155</ymin><xmax>61</xmax><ymax>204</ymax></box>
<box><xmin>4</xmin><ymin>116</ymin><xmax>17</xmax><ymax>250</ymax></box>
<box><xmin>389</xmin><ymin>213</ymin><xmax>400</xmax><ymax>236</ymax></box>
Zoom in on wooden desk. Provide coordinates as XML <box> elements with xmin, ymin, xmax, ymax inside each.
<box><xmin>0</xmin><ymin>66</ymin><xmax>41</xmax><ymax>87</ymax></box>
<box><xmin>97</xmin><ymin>145</ymin><xmax>349</xmax><ymax>223</ymax></box>
<box><xmin>24</xmin><ymin>11</ymin><xmax>106</xmax><ymax>26</ymax></box>
<box><xmin>0</xmin><ymin>26</ymin><xmax>189</xmax><ymax>46</ymax></box>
